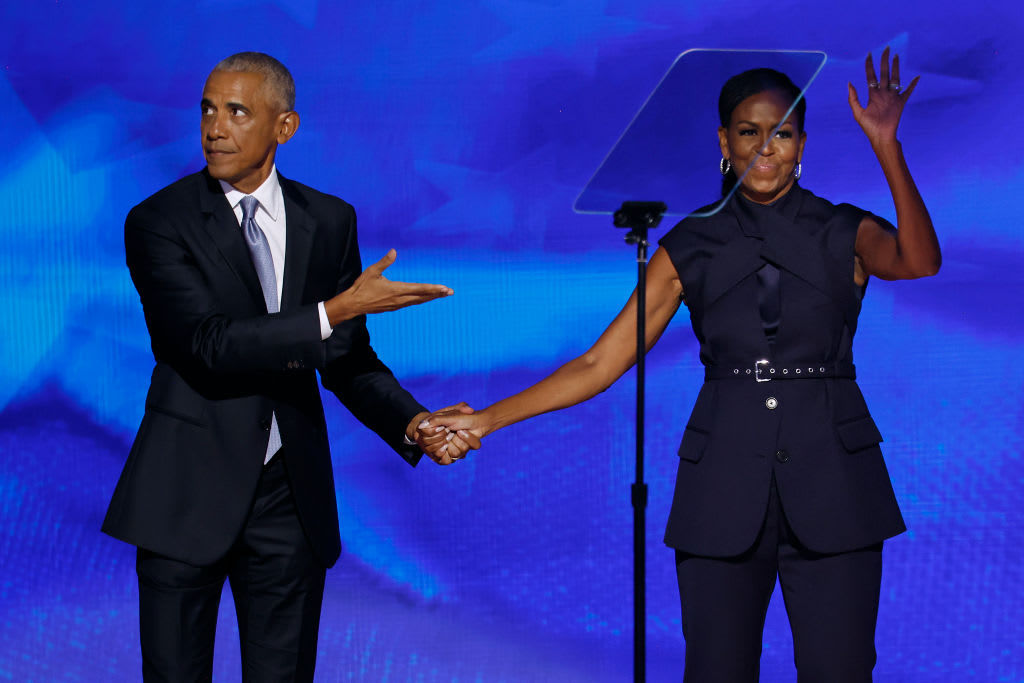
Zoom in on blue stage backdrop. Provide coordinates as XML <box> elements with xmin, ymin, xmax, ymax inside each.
<box><xmin>1</xmin><ymin>2</ymin><xmax>1022</xmax><ymax>681</ymax></box>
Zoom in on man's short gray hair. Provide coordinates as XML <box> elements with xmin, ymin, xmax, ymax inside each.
<box><xmin>214</xmin><ymin>52</ymin><xmax>295</xmax><ymax>112</ymax></box>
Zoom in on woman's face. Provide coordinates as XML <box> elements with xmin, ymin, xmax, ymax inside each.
<box><xmin>718</xmin><ymin>89</ymin><xmax>806</xmax><ymax>204</ymax></box>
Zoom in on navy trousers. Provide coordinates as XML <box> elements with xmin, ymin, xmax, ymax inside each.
<box><xmin>676</xmin><ymin>479</ymin><xmax>883</xmax><ymax>682</ymax></box>
<box><xmin>136</xmin><ymin>453</ymin><xmax>327</xmax><ymax>682</ymax></box>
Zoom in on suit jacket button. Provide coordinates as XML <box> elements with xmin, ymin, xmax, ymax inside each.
<box><xmin>765</xmin><ymin>396</ymin><xmax>779</xmax><ymax>410</ymax></box>
<box><xmin>775</xmin><ymin>449</ymin><xmax>790</xmax><ymax>463</ymax></box>
<box><xmin>259</xmin><ymin>418</ymin><xmax>271</xmax><ymax>431</ymax></box>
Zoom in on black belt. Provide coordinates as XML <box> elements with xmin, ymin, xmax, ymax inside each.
<box><xmin>704</xmin><ymin>360</ymin><xmax>856</xmax><ymax>382</ymax></box>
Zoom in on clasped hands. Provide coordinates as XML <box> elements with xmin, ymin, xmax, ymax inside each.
<box><xmin>408</xmin><ymin>403</ymin><xmax>485</xmax><ymax>465</ymax></box>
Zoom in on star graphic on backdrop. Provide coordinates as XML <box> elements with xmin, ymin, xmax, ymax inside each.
<box><xmin>408</xmin><ymin>144</ymin><xmax>586</xmax><ymax>249</ymax></box>
<box><xmin>0</xmin><ymin>72</ymin><xmax>193</xmax><ymax>424</ymax></box>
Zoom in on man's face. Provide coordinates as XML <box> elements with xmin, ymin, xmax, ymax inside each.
<box><xmin>200</xmin><ymin>70</ymin><xmax>297</xmax><ymax>193</ymax></box>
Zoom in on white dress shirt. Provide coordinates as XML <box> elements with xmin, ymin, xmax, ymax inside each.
<box><xmin>219</xmin><ymin>166</ymin><xmax>334</xmax><ymax>462</ymax></box>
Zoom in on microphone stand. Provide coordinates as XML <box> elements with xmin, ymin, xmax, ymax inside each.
<box><xmin>613</xmin><ymin>200</ymin><xmax>667</xmax><ymax>683</ymax></box>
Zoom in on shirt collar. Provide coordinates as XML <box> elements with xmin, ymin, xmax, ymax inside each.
<box><xmin>218</xmin><ymin>166</ymin><xmax>282</xmax><ymax>222</ymax></box>
<box><xmin>731</xmin><ymin>183</ymin><xmax>804</xmax><ymax>240</ymax></box>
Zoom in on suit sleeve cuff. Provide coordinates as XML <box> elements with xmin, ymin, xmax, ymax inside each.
<box><xmin>317</xmin><ymin>302</ymin><xmax>333</xmax><ymax>341</ymax></box>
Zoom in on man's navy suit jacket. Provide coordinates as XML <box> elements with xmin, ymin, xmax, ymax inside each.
<box><xmin>103</xmin><ymin>169</ymin><xmax>424</xmax><ymax>568</ymax></box>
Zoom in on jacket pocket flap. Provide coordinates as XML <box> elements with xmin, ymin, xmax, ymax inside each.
<box><xmin>836</xmin><ymin>415</ymin><xmax>883</xmax><ymax>453</ymax></box>
<box><xmin>145</xmin><ymin>364</ymin><xmax>207</xmax><ymax>427</ymax></box>
<box><xmin>677</xmin><ymin>427</ymin><xmax>709</xmax><ymax>463</ymax></box>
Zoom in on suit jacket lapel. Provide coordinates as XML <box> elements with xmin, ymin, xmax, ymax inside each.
<box><xmin>761</xmin><ymin>189</ymin><xmax>856</xmax><ymax>323</ymax></box>
<box><xmin>703</xmin><ymin>233</ymin><xmax>765</xmax><ymax>309</ymax></box>
<box><xmin>197</xmin><ymin>169</ymin><xmax>266</xmax><ymax>310</ymax></box>
<box><xmin>755</xmin><ymin>187</ymin><xmax>861</xmax><ymax>333</ymax></box>
<box><xmin>279</xmin><ymin>173</ymin><xmax>316</xmax><ymax>312</ymax></box>
<box><xmin>736</xmin><ymin>186</ymin><xmax>834</xmax><ymax>300</ymax></box>
<box><xmin>701</xmin><ymin>198</ymin><xmax>768</xmax><ymax>309</ymax></box>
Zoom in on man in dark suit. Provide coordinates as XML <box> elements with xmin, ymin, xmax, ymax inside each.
<box><xmin>102</xmin><ymin>52</ymin><xmax>474</xmax><ymax>681</ymax></box>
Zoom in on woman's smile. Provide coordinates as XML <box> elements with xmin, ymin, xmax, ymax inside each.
<box><xmin>719</xmin><ymin>88</ymin><xmax>806</xmax><ymax>204</ymax></box>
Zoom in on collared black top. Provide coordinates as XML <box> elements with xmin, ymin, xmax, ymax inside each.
<box><xmin>655</xmin><ymin>185</ymin><xmax>905</xmax><ymax>556</ymax></box>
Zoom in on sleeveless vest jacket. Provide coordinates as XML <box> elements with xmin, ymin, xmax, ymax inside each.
<box><xmin>658</xmin><ymin>185</ymin><xmax>905</xmax><ymax>556</ymax></box>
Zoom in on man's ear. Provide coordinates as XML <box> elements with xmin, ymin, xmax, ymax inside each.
<box><xmin>277</xmin><ymin>111</ymin><xmax>300</xmax><ymax>144</ymax></box>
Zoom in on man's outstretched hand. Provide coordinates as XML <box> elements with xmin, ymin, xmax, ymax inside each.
<box><xmin>325</xmin><ymin>249</ymin><xmax>452</xmax><ymax>326</ymax></box>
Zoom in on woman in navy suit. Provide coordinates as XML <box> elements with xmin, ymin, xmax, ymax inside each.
<box><xmin>427</xmin><ymin>49</ymin><xmax>939</xmax><ymax>681</ymax></box>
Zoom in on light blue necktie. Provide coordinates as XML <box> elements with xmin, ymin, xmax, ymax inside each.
<box><xmin>240</xmin><ymin>195</ymin><xmax>282</xmax><ymax>460</ymax></box>
<box><xmin>240</xmin><ymin>195</ymin><xmax>278</xmax><ymax>315</ymax></box>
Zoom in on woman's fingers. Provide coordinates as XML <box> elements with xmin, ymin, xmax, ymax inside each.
<box><xmin>865</xmin><ymin>53</ymin><xmax>879</xmax><ymax>88</ymax></box>
<box><xmin>901</xmin><ymin>74</ymin><xmax>920</xmax><ymax>101</ymax></box>
<box><xmin>451</xmin><ymin>430</ymin><xmax>481</xmax><ymax>451</ymax></box>
<box><xmin>848</xmin><ymin>82</ymin><xmax>864</xmax><ymax>117</ymax></box>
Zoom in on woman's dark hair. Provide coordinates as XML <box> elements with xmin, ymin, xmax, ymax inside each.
<box><xmin>718</xmin><ymin>68</ymin><xmax>806</xmax><ymax>195</ymax></box>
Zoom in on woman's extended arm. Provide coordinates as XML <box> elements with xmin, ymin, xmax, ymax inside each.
<box><xmin>424</xmin><ymin>247</ymin><xmax>683</xmax><ymax>441</ymax></box>
<box><xmin>848</xmin><ymin>47</ymin><xmax>941</xmax><ymax>283</ymax></box>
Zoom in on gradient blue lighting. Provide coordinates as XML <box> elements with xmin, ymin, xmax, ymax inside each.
<box><xmin>1</xmin><ymin>2</ymin><xmax>1022</xmax><ymax>681</ymax></box>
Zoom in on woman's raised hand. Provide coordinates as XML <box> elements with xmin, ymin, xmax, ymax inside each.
<box><xmin>848</xmin><ymin>47</ymin><xmax>919</xmax><ymax>148</ymax></box>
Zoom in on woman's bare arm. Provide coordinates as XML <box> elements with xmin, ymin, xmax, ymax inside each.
<box><xmin>424</xmin><ymin>247</ymin><xmax>683</xmax><ymax>440</ymax></box>
<box><xmin>848</xmin><ymin>48</ymin><xmax>941</xmax><ymax>284</ymax></box>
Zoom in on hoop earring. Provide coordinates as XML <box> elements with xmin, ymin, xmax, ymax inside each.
<box><xmin>720</xmin><ymin>158</ymin><xmax>731</xmax><ymax>176</ymax></box>
<box><xmin>794</xmin><ymin>162</ymin><xmax>802</xmax><ymax>180</ymax></box>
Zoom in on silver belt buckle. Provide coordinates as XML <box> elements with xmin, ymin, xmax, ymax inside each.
<box><xmin>755</xmin><ymin>359</ymin><xmax>771</xmax><ymax>382</ymax></box>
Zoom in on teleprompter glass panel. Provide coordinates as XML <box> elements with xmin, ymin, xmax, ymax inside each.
<box><xmin>574</xmin><ymin>49</ymin><xmax>827</xmax><ymax>219</ymax></box>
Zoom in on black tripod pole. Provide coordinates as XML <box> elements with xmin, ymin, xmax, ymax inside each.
<box><xmin>613</xmin><ymin>201</ymin><xmax>666</xmax><ymax>683</ymax></box>
<box><xmin>631</xmin><ymin>229</ymin><xmax>649</xmax><ymax>683</ymax></box>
